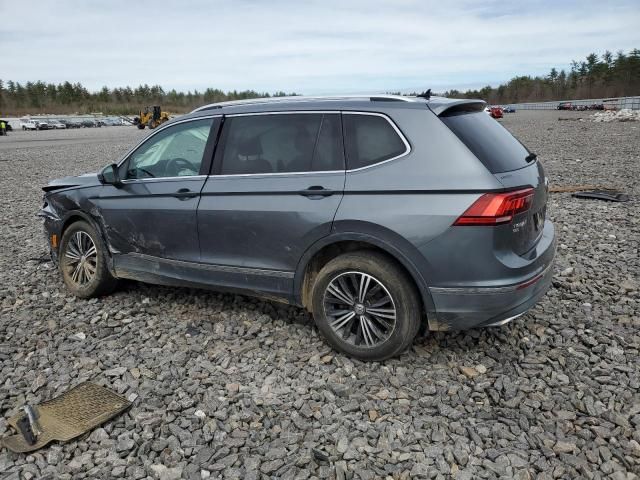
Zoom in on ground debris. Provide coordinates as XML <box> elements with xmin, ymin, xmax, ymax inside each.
<box><xmin>0</xmin><ymin>116</ymin><xmax>638</xmax><ymax>477</ymax></box>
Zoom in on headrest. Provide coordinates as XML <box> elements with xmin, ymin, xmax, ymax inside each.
<box><xmin>238</xmin><ymin>136</ymin><xmax>262</xmax><ymax>156</ymax></box>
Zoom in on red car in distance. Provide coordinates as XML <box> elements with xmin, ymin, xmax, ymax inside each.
<box><xmin>486</xmin><ymin>106</ymin><xmax>503</xmax><ymax>119</ymax></box>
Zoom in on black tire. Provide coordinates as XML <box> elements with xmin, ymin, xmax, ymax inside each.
<box><xmin>311</xmin><ymin>251</ymin><xmax>421</xmax><ymax>361</ymax></box>
<box><xmin>59</xmin><ymin>220</ymin><xmax>117</xmax><ymax>298</ymax></box>
<box><xmin>137</xmin><ymin>123</ymin><xmax>145</xmax><ymax>130</ymax></box>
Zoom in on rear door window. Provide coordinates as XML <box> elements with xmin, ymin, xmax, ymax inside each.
<box><xmin>342</xmin><ymin>113</ymin><xmax>408</xmax><ymax>169</ymax></box>
<box><xmin>220</xmin><ymin>113</ymin><xmax>344</xmax><ymax>174</ymax></box>
<box><xmin>440</xmin><ymin>111</ymin><xmax>531</xmax><ymax>173</ymax></box>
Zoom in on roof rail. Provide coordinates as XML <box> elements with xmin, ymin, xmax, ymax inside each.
<box><xmin>191</xmin><ymin>94</ymin><xmax>418</xmax><ymax>113</ymax></box>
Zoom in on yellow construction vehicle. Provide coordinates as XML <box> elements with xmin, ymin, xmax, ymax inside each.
<box><xmin>133</xmin><ymin>106</ymin><xmax>169</xmax><ymax>129</ymax></box>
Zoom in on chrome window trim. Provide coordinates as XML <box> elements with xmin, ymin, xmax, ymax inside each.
<box><xmin>214</xmin><ymin>110</ymin><xmax>411</xmax><ymax>177</ymax></box>
<box><xmin>208</xmin><ymin>170</ymin><xmax>344</xmax><ymax>179</ymax></box>
<box><xmin>117</xmin><ymin>114</ymin><xmax>223</xmax><ymax>179</ymax></box>
<box><xmin>226</xmin><ymin>110</ymin><xmax>339</xmax><ymax>117</ymax></box>
<box><xmin>120</xmin><ymin>175</ymin><xmax>208</xmax><ymax>185</ymax></box>
<box><xmin>342</xmin><ymin>111</ymin><xmax>412</xmax><ymax>172</ymax></box>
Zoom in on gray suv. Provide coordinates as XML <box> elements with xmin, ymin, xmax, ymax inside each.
<box><xmin>40</xmin><ymin>95</ymin><xmax>555</xmax><ymax>360</ymax></box>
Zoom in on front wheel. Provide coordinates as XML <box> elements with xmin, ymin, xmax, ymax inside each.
<box><xmin>311</xmin><ymin>251</ymin><xmax>421</xmax><ymax>361</ymax></box>
<box><xmin>59</xmin><ymin>221</ymin><xmax>117</xmax><ymax>298</ymax></box>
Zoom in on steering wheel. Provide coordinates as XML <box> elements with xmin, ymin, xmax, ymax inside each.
<box><xmin>165</xmin><ymin>157</ymin><xmax>196</xmax><ymax>176</ymax></box>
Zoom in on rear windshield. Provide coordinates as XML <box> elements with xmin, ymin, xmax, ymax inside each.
<box><xmin>440</xmin><ymin>111</ymin><xmax>531</xmax><ymax>173</ymax></box>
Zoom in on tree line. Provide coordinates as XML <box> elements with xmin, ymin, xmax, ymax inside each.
<box><xmin>443</xmin><ymin>49</ymin><xmax>640</xmax><ymax>104</ymax></box>
<box><xmin>0</xmin><ymin>80</ymin><xmax>297</xmax><ymax>116</ymax></box>
<box><xmin>2</xmin><ymin>49</ymin><xmax>639</xmax><ymax>114</ymax></box>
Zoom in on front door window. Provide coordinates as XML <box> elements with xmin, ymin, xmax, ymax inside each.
<box><xmin>125</xmin><ymin>118</ymin><xmax>213</xmax><ymax>179</ymax></box>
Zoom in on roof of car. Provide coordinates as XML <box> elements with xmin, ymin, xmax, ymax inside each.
<box><xmin>182</xmin><ymin>94</ymin><xmax>485</xmax><ymax>118</ymax></box>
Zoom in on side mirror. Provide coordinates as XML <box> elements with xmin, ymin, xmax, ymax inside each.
<box><xmin>98</xmin><ymin>163</ymin><xmax>122</xmax><ymax>187</ymax></box>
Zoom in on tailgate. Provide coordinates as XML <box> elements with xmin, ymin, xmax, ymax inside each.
<box><xmin>439</xmin><ymin>106</ymin><xmax>548</xmax><ymax>256</ymax></box>
<box><xmin>494</xmin><ymin>161</ymin><xmax>549</xmax><ymax>255</ymax></box>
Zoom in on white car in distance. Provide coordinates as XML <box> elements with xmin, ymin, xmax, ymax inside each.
<box><xmin>20</xmin><ymin>118</ymin><xmax>38</xmax><ymax>130</ymax></box>
<box><xmin>49</xmin><ymin>120</ymin><xmax>67</xmax><ymax>129</ymax></box>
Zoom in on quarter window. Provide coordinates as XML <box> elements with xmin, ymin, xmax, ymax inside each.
<box><xmin>220</xmin><ymin>113</ymin><xmax>343</xmax><ymax>174</ymax></box>
<box><xmin>125</xmin><ymin>118</ymin><xmax>213</xmax><ymax>179</ymax></box>
<box><xmin>343</xmin><ymin>114</ymin><xmax>407</xmax><ymax>169</ymax></box>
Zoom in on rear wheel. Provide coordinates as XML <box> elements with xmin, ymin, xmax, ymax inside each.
<box><xmin>311</xmin><ymin>251</ymin><xmax>421</xmax><ymax>361</ymax></box>
<box><xmin>137</xmin><ymin>123</ymin><xmax>145</xmax><ymax>129</ymax></box>
<box><xmin>59</xmin><ymin>221</ymin><xmax>117</xmax><ymax>298</ymax></box>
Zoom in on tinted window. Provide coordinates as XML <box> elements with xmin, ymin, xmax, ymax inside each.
<box><xmin>343</xmin><ymin>114</ymin><xmax>407</xmax><ymax>169</ymax></box>
<box><xmin>440</xmin><ymin>111</ymin><xmax>531</xmax><ymax>173</ymax></box>
<box><xmin>125</xmin><ymin>118</ymin><xmax>213</xmax><ymax>179</ymax></box>
<box><xmin>220</xmin><ymin>113</ymin><xmax>343</xmax><ymax>174</ymax></box>
<box><xmin>312</xmin><ymin>114</ymin><xmax>344</xmax><ymax>171</ymax></box>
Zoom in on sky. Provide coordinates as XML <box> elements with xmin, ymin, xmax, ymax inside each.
<box><xmin>1</xmin><ymin>0</ymin><xmax>639</xmax><ymax>95</ymax></box>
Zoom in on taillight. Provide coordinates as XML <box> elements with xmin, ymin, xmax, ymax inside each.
<box><xmin>454</xmin><ymin>188</ymin><xmax>534</xmax><ymax>226</ymax></box>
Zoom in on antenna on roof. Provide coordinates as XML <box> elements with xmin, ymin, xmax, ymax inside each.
<box><xmin>416</xmin><ymin>89</ymin><xmax>432</xmax><ymax>100</ymax></box>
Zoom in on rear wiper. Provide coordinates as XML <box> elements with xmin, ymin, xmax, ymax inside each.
<box><xmin>525</xmin><ymin>152</ymin><xmax>537</xmax><ymax>163</ymax></box>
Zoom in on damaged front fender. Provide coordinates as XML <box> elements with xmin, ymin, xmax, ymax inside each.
<box><xmin>39</xmin><ymin>188</ymin><xmax>115</xmax><ymax>274</ymax></box>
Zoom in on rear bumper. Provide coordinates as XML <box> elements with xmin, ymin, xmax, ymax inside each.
<box><xmin>427</xmin><ymin>222</ymin><xmax>556</xmax><ymax>330</ymax></box>
<box><xmin>429</xmin><ymin>262</ymin><xmax>553</xmax><ymax>330</ymax></box>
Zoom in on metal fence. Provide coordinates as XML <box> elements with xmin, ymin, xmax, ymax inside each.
<box><xmin>505</xmin><ymin>96</ymin><xmax>640</xmax><ymax>111</ymax></box>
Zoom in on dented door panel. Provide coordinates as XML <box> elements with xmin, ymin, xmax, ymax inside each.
<box><xmin>94</xmin><ymin>177</ymin><xmax>206</xmax><ymax>262</ymax></box>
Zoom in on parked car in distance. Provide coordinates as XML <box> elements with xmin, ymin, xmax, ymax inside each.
<box><xmin>60</xmin><ymin>119</ymin><xmax>80</xmax><ymax>129</ymax></box>
<box><xmin>489</xmin><ymin>106</ymin><xmax>503</xmax><ymax>119</ymax></box>
<box><xmin>49</xmin><ymin>120</ymin><xmax>67</xmax><ymax>129</ymax></box>
<box><xmin>502</xmin><ymin>106</ymin><xmax>515</xmax><ymax>113</ymax></box>
<box><xmin>80</xmin><ymin>120</ymin><xmax>96</xmax><ymax>128</ymax></box>
<box><xmin>35</xmin><ymin>121</ymin><xmax>50</xmax><ymax>130</ymax></box>
<box><xmin>20</xmin><ymin>118</ymin><xmax>38</xmax><ymax>130</ymax></box>
<box><xmin>557</xmin><ymin>102</ymin><xmax>573</xmax><ymax>110</ymax></box>
<box><xmin>40</xmin><ymin>95</ymin><xmax>555</xmax><ymax>361</ymax></box>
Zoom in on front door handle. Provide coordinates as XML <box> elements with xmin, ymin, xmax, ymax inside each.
<box><xmin>299</xmin><ymin>186</ymin><xmax>335</xmax><ymax>198</ymax></box>
<box><xmin>173</xmin><ymin>188</ymin><xmax>198</xmax><ymax>200</ymax></box>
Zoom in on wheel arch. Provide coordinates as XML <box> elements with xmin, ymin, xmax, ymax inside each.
<box><xmin>294</xmin><ymin>232</ymin><xmax>437</xmax><ymax>321</ymax></box>
<box><xmin>61</xmin><ymin>210</ymin><xmax>101</xmax><ymax>236</ymax></box>
<box><xmin>60</xmin><ymin>210</ymin><xmax>116</xmax><ymax>273</ymax></box>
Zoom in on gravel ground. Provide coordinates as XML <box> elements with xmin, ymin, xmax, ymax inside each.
<box><xmin>0</xmin><ymin>112</ymin><xmax>638</xmax><ymax>480</ymax></box>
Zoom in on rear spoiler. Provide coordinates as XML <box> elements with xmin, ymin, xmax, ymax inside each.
<box><xmin>427</xmin><ymin>99</ymin><xmax>486</xmax><ymax>116</ymax></box>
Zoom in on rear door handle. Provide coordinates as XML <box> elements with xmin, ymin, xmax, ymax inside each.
<box><xmin>299</xmin><ymin>186</ymin><xmax>335</xmax><ymax>197</ymax></box>
<box><xmin>173</xmin><ymin>188</ymin><xmax>198</xmax><ymax>200</ymax></box>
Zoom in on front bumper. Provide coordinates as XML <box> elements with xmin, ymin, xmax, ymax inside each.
<box><xmin>428</xmin><ymin>244</ymin><xmax>555</xmax><ymax>331</ymax></box>
<box><xmin>39</xmin><ymin>200</ymin><xmax>63</xmax><ymax>264</ymax></box>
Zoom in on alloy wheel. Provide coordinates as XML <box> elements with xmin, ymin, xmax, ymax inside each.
<box><xmin>323</xmin><ymin>271</ymin><xmax>397</xmax><ymax>348</ymax></box>
<box><xmin>63</xmin><ymin>231</ymin><xmax>98</xmax><ymax>287</ymax></box>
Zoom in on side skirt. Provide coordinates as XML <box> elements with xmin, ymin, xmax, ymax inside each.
<box><xmin>113</xmin><ymin>252</ymin><xmax>295</xmax><ymax>304</ymax></box>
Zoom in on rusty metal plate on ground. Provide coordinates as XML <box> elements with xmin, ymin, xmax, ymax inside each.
<box><xmin>1</xmin><ymin>382</ymin><xmax>131</xmax><ymax>453</ymax></box>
